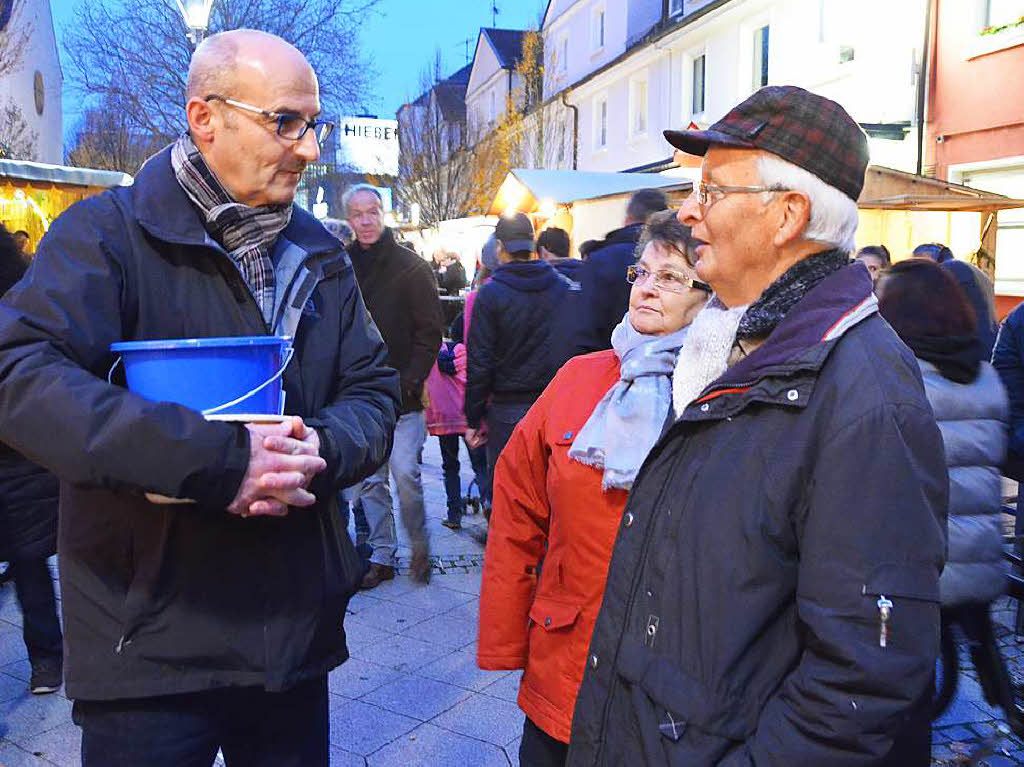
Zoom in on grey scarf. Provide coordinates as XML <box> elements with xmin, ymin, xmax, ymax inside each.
<box><xmin>569</xmin><ymin>314</ymin><xmax>689</xmax><ymax>491</ymax></box>
<box><xmin>170</xmin><ymin>134</ymin><xmax>291</xmax><ymax>325</ymax></box>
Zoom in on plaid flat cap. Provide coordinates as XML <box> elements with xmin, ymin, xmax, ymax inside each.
<box><xmin>664</xmin><ymin>85</ymin><xmax>869</xmax><ymax>202</ymax></box>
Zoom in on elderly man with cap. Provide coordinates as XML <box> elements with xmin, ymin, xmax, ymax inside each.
<box><xmin>464</xmin><ymin>213</ymin><xmax>572</xmax><ymax>510</ymax></box>
<box><xmin>567</xmin><ymin>86</ymin><xmax>946</xmax><ymax>766</ymax></box>
<box><xmin>0</xmin><ymin>30</ymin><xmax>399</xmax><ymax>766</ymax></box>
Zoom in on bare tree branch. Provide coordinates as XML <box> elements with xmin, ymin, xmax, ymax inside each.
<box><xmin>61</xmin><ymin>0</ymin><xmax>380</xmax><ymax>145</ymax></box>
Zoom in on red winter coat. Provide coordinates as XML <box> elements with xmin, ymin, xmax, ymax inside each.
<box><xmin>478</xmin><ymin>350</ymin><xmax>628</xmax><ymax>743</ymax></box>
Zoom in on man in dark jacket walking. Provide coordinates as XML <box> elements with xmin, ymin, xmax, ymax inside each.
<box><xmin>344</xmin><ymin>184</ymin><xmax>443</xmax><ymax>587</ymax></box>
<box><xmin>537</xmin><ymin>226</ymin><xmax>582</xmax><ymax>284</ymax></box>
<box><xmin>0</xmin><ymin>225</ymin><xmax>63</xmax><ymax>696</ymax></box>
<box><xmin>464</xmin><ymin>213</ymin><xmax>570</xmax><ymax>505</ymax></box>
<box><xmin>572</xmin><ymin>189</ymin><xmax>668</xmax><ymax>354</ymax></box>
<box><xmin>0</xmin><ymin>32</ymin><xmax>399</xmax><ymax>766</ymax></box>
<box><xmin>568</xmin><ymin>86</ymin><xmax>947</xmax><ymax>766</ymax></box>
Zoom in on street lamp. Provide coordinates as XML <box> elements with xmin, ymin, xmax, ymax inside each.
<box><xmin>174</xmin><ymin>0</ymin><xmax>214</xmax><ymax>46</ymax></box>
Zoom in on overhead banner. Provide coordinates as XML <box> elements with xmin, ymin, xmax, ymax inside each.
<box><xmin>335</xmin><ymin>117</ymin><xmax>399</xmax><ymax>177</ymax></box>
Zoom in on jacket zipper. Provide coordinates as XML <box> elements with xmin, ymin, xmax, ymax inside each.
<box><xmin>593</xmin><ymin>436</ymin><xmax>705</xmax><ymax>761</ymax></box>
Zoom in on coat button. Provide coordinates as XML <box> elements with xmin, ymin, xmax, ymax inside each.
<box><xmin>590</xmin><ymin>653</ymin><xmax>599</xmax><ymax>669</ymax></box>
<box><xmin>544</xmin><ymin>617</ymin><xmax>552</xmax><ymax>627</ymax></box>
<box><xmin>700</xmin><ymin>403</ymin><xmax>710</xmax><ymax>412</ymax></box>
<box><xmin>787</xmin><ymin>389</ymin><xmax>799</xmax><ymax>401</ymax></box>
<box><xmin>624</xmin><ymin>512</ymin><xmax>634</xmax><ymax>527</ymax></box>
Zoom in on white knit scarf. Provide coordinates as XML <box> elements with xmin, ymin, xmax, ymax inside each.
<box><xmin>672</xmin><ymin>298</ymin><xmax>748</xmax><ymax>417</ymax></box>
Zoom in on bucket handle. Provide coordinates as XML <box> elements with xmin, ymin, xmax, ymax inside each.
<box><xmin>201</xmin><ymin>346</ymin><xmax>295</xmax><ymax>416</ymax></box>
<box><xmin>107</xmin><ymin>356</ymin><xmax>122</xmax><ymax>384</ymax></box>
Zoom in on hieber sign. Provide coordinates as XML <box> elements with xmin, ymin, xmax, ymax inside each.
<box><xmin>335</xmin><ymin>117</ymin><xmax>399</xmax><ymax>176</ymax></box>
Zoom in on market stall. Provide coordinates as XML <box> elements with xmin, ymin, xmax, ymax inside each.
<box><xmin>0</xmin><ymin>159</ymin><xmax>133</xmax><ymax>254</ymax></box>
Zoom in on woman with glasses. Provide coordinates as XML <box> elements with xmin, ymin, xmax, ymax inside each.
<box><xmin>477</xmin><ymin>210</ymin><xmax>710</xmax><ymax>767</ymax></box>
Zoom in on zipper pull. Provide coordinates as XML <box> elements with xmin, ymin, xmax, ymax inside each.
<box><xmin>877</xmin><ymin>596</ymin><xmax>893</xmax><ymax>648</ymax></box>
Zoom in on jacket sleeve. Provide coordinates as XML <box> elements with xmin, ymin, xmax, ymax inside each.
<box><xmin>304</xmin><ymin>276</ymin><xmax>400</xmax><ymax>495</ymax></box>
<box><xmin>723</xmin><ymin>402</ymin><xmax>947</xmax><ymax>767</ymax></box>
<box><xmin>477</xmin><ymin>383</ymin><xmax>553</xmax><ymax>669</ymax></box>
<box><xmin>402</xmin><ymin>261</ymin><xmax>443</xmax><ymax>406</ymax></box>
<box><xmin>0</xmin><ymin>198</ymin><xmax>249</xmax><ymax>509</ymax></box>
<box><xmin>993</xmin><ymin>311</ymin><xmax>1024</xmax><ymax>461</ymax></box>
<box><xmin>464</xmin><ymin>288</ymin><xmax>497</xmax><ymax>429</ymax></box>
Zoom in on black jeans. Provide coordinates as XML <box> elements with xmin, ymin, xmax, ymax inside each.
<box><xmin>73</xmin><ymin>675</ymin><xmax>329</xmax><ymax>767</ymax></box>
<box><xmin>438</xmin><ymin>434</ymin><xmax>488</xmax><ymax>523</ymax></box>
<box><xmin>484</xmin><ymin>401</ymin><xmax>534</xmax><ymax>508</ymax></box>
<box><xmin>519</xmin><ymin>717</ymin><xmax>568</xmax><ymax>767</ymax></box>
<box><xmin>10</xmin><ymin>557</ymin><xmax>62</xmax><ymax>665</ymax></box>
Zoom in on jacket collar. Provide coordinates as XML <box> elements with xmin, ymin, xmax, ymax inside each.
<box><xmin>603</xmin><ymin>222</ymin><xmax>644</xmax><ymax>246</ymax></box>
<box><xmin>693</xmin><ymin>262</ymin><xmax>877</xmax><ymax>407</ymax></box>
<box><xmin>130</xmin><ymin>144</ymin><xmax>340</xmax><ymax>260</ymax></box>
<box><xmin>349</xmin><ymin>227</ymin><xmax>397</xmax><ymax>260</ymax></box>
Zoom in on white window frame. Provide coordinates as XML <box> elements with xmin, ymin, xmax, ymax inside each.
<box><xmin>559</xmin><ymin>35</ymin><xmax>569</xmax><ymax>73</ymax></box>
<box><xmin>690</xmin><ymin>51</ymin><xmax>707</xmax><ymax>119</ymax></box>
<box><xmin>593</xmin><ymin>93</ymin><xmax>609</xmax><ymax>150</ymax></box>
<box><xmin>752</xmin><ymin>24</ymin><xmax>770</xmax><ymax>90</ymax></box>
<box><xmin>985</xmin><ymin>0</ymin><xmax>1024</xmax><ymax>28</ymax></box>
<box><xmin>669</xmin><ymin>0</ymin><xmax>684</xmax><ymax>16</ymax></box>
<box><xmin>591</xmin><ymin>4</ymin><xmax>606</xmax><ymax>53</ymax></box>
<box><xmin>489</xmin><ymin>90</ymin><xmax>497</xmax><ymax>123</ymax></box>
<box><xmin>629</xmin><ymin>73</ymin><xmax>649</xmax><ymax>139</ymax></box>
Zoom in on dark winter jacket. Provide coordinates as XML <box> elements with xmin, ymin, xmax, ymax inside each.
<box><xmin>349</xmin><ymin>228</ymin><xmax>443</xmax><ymax>413</ymax></box>
<box><xmin>549</xmin><ymin>257</ymin><xmax>584</xmax><ymax>285</ymax></box>
<box><xmin>0</xmin><ymin>252</ymin><xmax>58</xmax><ymax>563</ymax></box>
<box><xmin>943</xmin><ymin>260</ymin><xmax>997</xmax><ymax>358</ymax></box>
<box><xmin>917</xmin><ymin>360</ymin><xmax>1007</xmax><ymax>607</ymax></box>
<box><xmin>992</xmin><ymin>302</ymin><xmax>1024</xmax><ymax>479</ymax></box>
<box><xmin>572</xmin><ymin>223</ymin><xmax>643</xmax><ymax>354</ymax></box>
<box><xmin>464</xmin><ymin>260</ymin><xmax>570</xmax><ymax>428</ymax></box>
<box><xmin>0</xmin><ymin>146</ymin><xmax>400</xmax><ymax>701</ymax></box>
<box><xmin>568</xmin><ymin>264</ymin><xmax>947</xmax><ymax>766</ymax></box>
<box><xmin>439</xmin><ymin>261</ymin><xmax>468</xmax><ymax>296</ymax></box>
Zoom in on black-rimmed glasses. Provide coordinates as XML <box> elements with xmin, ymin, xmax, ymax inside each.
<box><xmin>205</xmin><ymin>94</ymin><xmax>335</xmax><ymax>144</ymax></box>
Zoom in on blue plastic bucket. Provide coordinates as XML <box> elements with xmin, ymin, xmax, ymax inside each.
<box><xmin>109</xmin><ymin>336</ymin><xmax>293</xmax><ymax>415</ymax></box>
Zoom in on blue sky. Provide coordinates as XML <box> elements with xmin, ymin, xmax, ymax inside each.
<box><xmin>49</xmin><ymin>0</ymin><xmax>545</xmax><ymax>137</ymax></box>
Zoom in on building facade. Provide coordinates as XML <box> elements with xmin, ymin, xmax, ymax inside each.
<box><xmin>927</xmin><ymin>0</ymin><xmax>1024</xmax><ymax>295</ymax></box>
<box><xmin>0</xmin><ymin>0</ymin><xmax>63</xmax><ymax>163</ymax></box>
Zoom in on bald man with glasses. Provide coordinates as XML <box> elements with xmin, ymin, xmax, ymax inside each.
<box><xmin>0</xmin><ymin>30</ymin><xmax>399</xmax><ymax>766</ymax></box>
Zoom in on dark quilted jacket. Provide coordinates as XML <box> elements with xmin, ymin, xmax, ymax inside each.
<box><xmin>464</xmin><ymin>260</ymin><xmax>570</xmax><ymax>428</ymax></box>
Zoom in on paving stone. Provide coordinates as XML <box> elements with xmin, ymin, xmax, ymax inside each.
<box><xmin>0</xmin><ymin>625</ymin><xmax>28</xmax><ymax>667</ymax></box>
<box><xmin>343</xmin><ymin>599</ymin><xmax>436</xmax><ymax>634</ymax></box>
<box><xmin>327</xmin><ymin>698</ymin><xmax>418</xmax><ymax>756</ymax></box>
<box><xmin>360</xmin><ymin>675</ymin><xmax>471</xmax><ymax>721</ymax></box>
<box><xmin>430</xmin><ymin>572</ymin><xmax>482</xmax><ymax>596</ymax></box>
<box><xmin>385</xmin><ymin>584</ymin><xmax>475</xmax><ymax>613</ymax></box>
<box><xmin>944</xmin><ymin>725</ymin><xmax>979</xmax><ymax>742</ymax></box>
<box><xmin>2</xmin><ymin>659</ymin><xmax>31</xmax><ymax>682</ymax></box>
<box><xmin>415</xmin><ymin>648</ymin><xmax>510</xmax><ymax>692</ymax></box>
<box><xmin>328</xmin><ymin>658</ymin><xmax>403</xmax><ymax>699</ymax></box>
<box><xmin>342</xmin><ymin>620</ymin><xmax>394</xmax><ymax>651</ymax></box>
<box><xmin>0</xmin><ymin>693</ymin><xmax>73</xmax><ymax>742</ymax></box>
<box><xmin>400</xmin><ymin>607</ymin><xmax>479</xmax><ymax>649</ymax></box>
<box><xmin>978</xmin><ymin>756</ymin><xmax>1017</xmax><ymax>767</ymax></box>
<box><xmin>366</xmin><ymin>722</ymin><xmax>508</xmax><ymax>767</ymax></box>
<box><xmin>0</xmin><ymin>741</ymin><xmax>52</xmax><ymax>766</ymax></box>
<box><xmin>935</xmin><ymin>698</ymin><xmax>1001</xmax><ymax>727</ymax></box>
<box><xmin>329</xmin><ymin>745</ymin><xmax>366</xmax><ymax>766</ymax></box>
<box><xmin>15</xmin><ymin>722</ymin><xmax>81</xmax><ymax>767</ymax></box>
<box><xmin>0</xmin><ymin>671</ymin><xmax>27</xmax><ymax>703</ymax></box>
<box><xmin>506</xmin><ymin>737</ymin><xmax>522</xmax><ymax>767</ymax></box>
<box><xmin>431</xmin><ymin>692</ymin><xmax>525</xmax><ymax>746</ymax></box>
<box><xmin>350</xmin><ymin>633</ymin><xmax>449</xmax><ymax>673</ymax></box>
<box><xmin>481</xmin><ymin>670</ymin><xmax>523</xmax><ymax>703</ymax></box>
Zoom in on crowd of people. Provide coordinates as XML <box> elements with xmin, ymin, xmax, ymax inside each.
<box><xmin>4</xmin><ymin>27</ymin><xmax>1024</xmax><ymax>767</ymax></box>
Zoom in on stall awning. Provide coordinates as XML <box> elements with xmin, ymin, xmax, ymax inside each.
<box><xmin>0</xmin><ymin>159</ymin><xmax>133</xmax><ymax>189</ymax></box>
<box><xmin>858</xmin><ymin>165</ymin><xmax>1024</xmax><ymax>212</ymax></box>
<box><xmin>489</xmin><ymin>169</ymin><xmax>690</xmax><ymax>215</ymax></box>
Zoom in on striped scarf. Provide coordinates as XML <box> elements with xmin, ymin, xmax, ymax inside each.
<box><xmin>170</xmin><ymin>134</ymin><xmax>291</xmax><ymax>325</ymax></box>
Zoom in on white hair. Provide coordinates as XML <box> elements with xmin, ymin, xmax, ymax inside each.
<box><xmin>756</xmin><ymin>153</ymin><xmax>859</xmax><ymax>252</ymax></box>
<box><xmin>341</xmin><ymin>184</ymin><xmax>383</xmax><ymax>214</ymax></box>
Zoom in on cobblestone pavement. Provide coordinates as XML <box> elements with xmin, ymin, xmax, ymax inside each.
<box><xmin>2</xmin><ymin>437</ymin><xmax>1024</xmax><ymax>765</ymax></box>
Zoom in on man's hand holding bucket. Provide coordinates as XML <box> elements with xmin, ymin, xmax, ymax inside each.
<box><xmin>227</xmin><ymin>416</ymin><xmax>327</xmax><ymax>517</ymax></box>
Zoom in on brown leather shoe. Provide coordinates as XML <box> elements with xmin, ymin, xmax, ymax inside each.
<box><xmin>359</xmin><ymin>563</ymin><xmax>394</xmax><ymax>590</ymax></box>
<box><xmin>410</xmin><ymin>547</ymin><xmax>432</xmax><ymax>584</ymax></box>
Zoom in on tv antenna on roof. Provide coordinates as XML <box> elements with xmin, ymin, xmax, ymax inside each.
<box><xmin>456</xmin><ymin>36</ymin><xmax>474</xmax><ymax>63</ymax></box>
<box><xmin>491</xmin><ymin>1</ymin><xmax>500</xmax><ymax>26</ymax></box>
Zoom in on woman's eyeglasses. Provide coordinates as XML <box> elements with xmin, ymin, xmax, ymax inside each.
<box><xmin>627</xmin><ymin>264</ymin><xmax>712</xmax><ymax>294</ymax></box>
